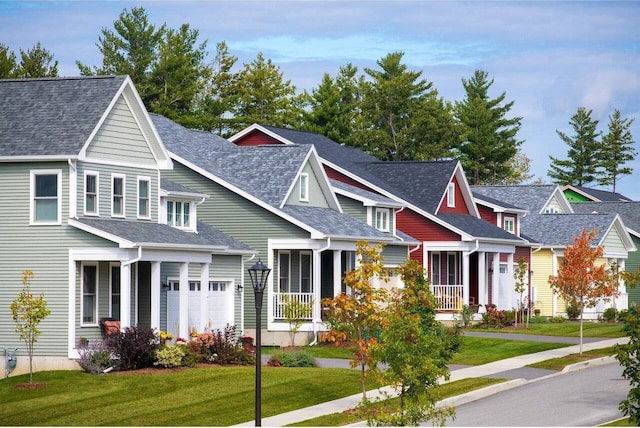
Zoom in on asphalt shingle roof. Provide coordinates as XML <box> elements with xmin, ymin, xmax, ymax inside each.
<box><xmin>437</xmin><ymin>213</ymin><xmax>525</xmax><ymax>241</ymax></box>
<box><xmin>521</xmin><ymin>213</ymin><xmax>618</xmax><ymax>247</ymax></box>
<box><xmin>571</xmin><ymin>186</ymin><xmax>633</xmax><ymax>202</ymax></box>
<box><xmin>472</xmin><ymin>185</ymin><xmax>561</xmax><ymax>213</ymax></box>
<box><xmin>571</xmin><ymin>201</ymin><xmax>640</xmax><ymax>234</ymax></box>
<box><xmin>0</xmin><ymin>76</ymin><xmax>126</xmax><ymax>157</ymax></box>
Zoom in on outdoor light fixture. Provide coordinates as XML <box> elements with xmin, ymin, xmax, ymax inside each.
<box><xmin>247</xmin><ymin>259</ymin><xmax>271</xmax><ymax>427</ymax></box>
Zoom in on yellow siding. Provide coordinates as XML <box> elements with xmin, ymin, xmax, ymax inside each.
<box><xmin>532</xmin><ymin>249</ymin><xmax>556</xmax><ymax>316</ymax></box>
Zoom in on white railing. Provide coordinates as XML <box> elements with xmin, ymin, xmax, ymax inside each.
<box><xmin>431</xmin><ymin>284</ymin><xmax>464</xmax><ymax>311</ymax></box>
<box><xmin>272</xmin><ymin>292</ymin><xmax>314</xmax><ymax>320</ymax></box>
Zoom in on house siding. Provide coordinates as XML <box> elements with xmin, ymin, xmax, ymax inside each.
<box><xmin>234</xmin><ymin>130</ymin><xmax>281</xmax><ymax>146</ymax></box>
<box><xmin>285</xmin><ymin>162</ymin><xmax>330</xmax><ymax>208</ymax></box>
<box><xmin>627</xmin><ymin>235</ymin><xmax>640</xmax><ymax>308</ymax></box>
<box><xmin>531</xmin><ymin>249</ymin><xmax>555</xmax><ymax>316</ymax></box>
<box><xmin>602</xmin><ymin>227</ymin><xmax>627</xmax><ymax>255</ymax></box>
<box><xmin>437</xmin><ymin>176</ymin><xmax>469</xmax><ymax>215</ymax></box>
<box><xmin>477</xmin><ymin>205</ymin><xmax>498</xmax><ymax>227</ymax></box>
<box><xmin>86</xmin><ymin>97</ymin><xmax>157</xmax><ymax>166</ymax></box>
<box><xmin>336</xmin><ymin>195</ymin><xmax>367</xmax><ymax>223</ymax></box>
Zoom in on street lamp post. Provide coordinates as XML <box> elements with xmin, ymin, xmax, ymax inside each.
<box><xmin>247</xmin><ymin>259</ymin><xmax>271</xmax><ymax>427</ymax></box>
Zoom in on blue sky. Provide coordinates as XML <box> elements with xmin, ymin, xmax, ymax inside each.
<box><xmin>2</xmin><ymin>1</ymin><xmax>640</xmax><ymax>198</ymax></box>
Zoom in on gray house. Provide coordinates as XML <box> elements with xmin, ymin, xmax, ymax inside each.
<box><xmin>152</xmin><ymin>114</ymin><xmax>418</xmax><ymax>346</ymax></box>
<box><xmin>0</xmin><ymin>76</ymin><xmax>252</xmax><ymax>375</ymax></box>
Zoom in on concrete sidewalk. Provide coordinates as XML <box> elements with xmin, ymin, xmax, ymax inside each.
<box><xmin>234</xmin><ymin>336</ymin><xmax>628</xmax><ymax>427</ymax></box>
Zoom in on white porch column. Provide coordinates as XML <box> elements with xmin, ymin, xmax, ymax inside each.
<box><xmin>313</xmin><ymin>250</ymin><xmax>323</xmax><ymax>323</ymax></box>
<box><xmin>179</xmin><ymin>262</ymin><xmax>189</xmax><ymax>339</ymax></box>
<box><xmin>150</xmin><ymin>261</ymin><xmax>161</xmax><ymax>331</ymax></box>
<box><xmin>120</xmin><ymin>263</ymin><xmax>132</xmax><ymax>328</ymax></box>
<box><xmin>507</xmin><ymin>253</ymin><xmax>515</xmax><ymax>309</ymax></box>
<box><xmin>333</xmin><ymin>250</ymin><xmax>342</xmax><ymax>297</ymax></box>
<box><xmin>492</xmin><ymin>254</ymin><xmax>500</xmax><ymax>306</ymax></box>
<box><xmin>200</xmin><ymin>262</ymin><xmax>210</xmax><ymax>331</ymax></box>
<box><xmin>462</xmin><ymin>251</ymin><xmax>470</xmax><ymax>306</ymax></box>
<box><xmin>477</xmin><ymin>251</ymin><xmax>486</xmax><ymax>307</ymax></box>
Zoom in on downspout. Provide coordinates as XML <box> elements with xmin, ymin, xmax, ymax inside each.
<box><xmin>310</xmin><ymin>237</ymin><xmax>331</xmax><ymax>346</ymax></box>
<box><xmin>122</xmin><ymin>246</ymin><xmax>143</xmax><ymax>267</ymax></box>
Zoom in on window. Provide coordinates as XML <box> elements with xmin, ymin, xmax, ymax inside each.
<box><xmin>279</xmin><ymin>252</ymin><xmax>290</xmax><ymax>292</ymax></box>
<box><xmin>209</xmin><ymin>282</ymin><xmax>227</xmax><ymax>292</ymax></box>
<box><xmin>110</xmin><ymin>264</ymin><xmax>120</xmax><ymax>320</ymax></box>
<box><xmin>31</xmin><ymin>170</ymin><xmax>61</xmax><ymax>224</ymax></box>
<box><xmin>112</xmin><ymin>174</ymin><xmax>125</xmax><ymax>217</ymax></box>
<box><xmin>138</xmin><ymin>177</ymin><xmax>150</xmax><ymax>219</ymax></box>
<box><xmin>85</xmin><ymin>172</ymin><xmax>98</xmax><ymax>215</ymax></box>
<box><xmin>82</xmin><ymin>264</ymin><xmax>98</xmax><ymax>325</ymax></box>
<box><xmin>299</xmin><ymin>173</ymin><xmax>309</xmax><ymax>202</ymax></box>
<box><xmin>544</xmin><ymin>206</ymin><xmax>559</xmax><ymax>214</ymax></box>
<box><xmin>504</xmin><ymin>217</ymin><xmax>515</xmax><ymax>234</ymax></box>
<box><xmin>447</xmin><ymin>183</ymin><xmax>455</xmax><ymax>207</ymax></box>
<box><xmin>300</xmin><ymin>252</ymin><xmax>312</xmax><ymax>293</ymax></box>
<box><xmin>167</xmin><ymin>200</ymin><xmax>191</xmax><ymax>228</ymax></box>
<box><xmin>447</xmin><ymin>253</ymin><xmax>458</xmax><ymax>285</ymax></box>
<box><xmin>375</xmin><ymin>208</ymin><xmax>390</xmax><ymax>231</ymax></box>
<box><xmin>431</xmin><ymin>253</ymin><xmax>441</xmax><ymax>286</ymax></box>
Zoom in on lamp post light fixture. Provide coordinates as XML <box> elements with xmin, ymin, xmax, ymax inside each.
<box><xmin>247</xmin><ymin>259</ymin><xmax>271</xmax><ymax>427</ymax></box>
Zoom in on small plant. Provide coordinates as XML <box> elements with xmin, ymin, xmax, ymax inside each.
<box><xmin>267</xmin><ymin>349</ymin><xmax>317</xmax><ymax>367</ymax></box>
<box><xmin>459</xmin><ymin>304</ymin><xmax>474</xmax><ymax>328</ymax></box>
<box><xmin>105</xmin><ymin>326</ymin><xmax>160</xmax><ymax>370</ymax></box>
<box><xmin>154</xmin><ymin>345</ymin><xmax>186</xmax><ymax>368</ymax></box>
<box><xmin>566</xmin><ymin>301</ymin><xmax>581</xmax><ymax>320</ymax></box>
<box><xmin>282</xmin><ymin>295</ymin><xmax>312</xmax><ymax>347</ymax></box>
<box><xmin>481</xmin><ymin>305</ymin><xmax>506</xmax><ymax>328</ymax></box>
<box><xmin>188</xmin><ymin>325</ymin><xmax>254</xmax><ymax>365</ymax></box>
<box><xmin>76</xmin><ymin>340</ymin><xmax>115</xmax><ymax>374</ymax></box>
<box><xmin>602</xmin><ymin>307</ymin><xmax>617</xmax><ymax>323</ymax></box>
<box><xmin>529</xmin><ymin>315</ymin><xmax>548</xmax><ymax>324</ymax></box>
<box><xmin>159</xmin><ymin>330</ymin><xmax>174</xmax><ymax>342</ymax></box>
<box><xmin>549</xmin><ymin>316</ymin><xmax>567</xmax><ymax>323</ymax></box>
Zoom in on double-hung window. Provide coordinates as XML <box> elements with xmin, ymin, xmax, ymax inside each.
<box><xmin>82</xmin><ymin>263</ymin><xmax>98</xmax><ymax>325</ymax></box>
<box><xmin>504</xmin><ymin>217</ymin><xmax>515</xmax><ymax>234</ymax></box>
<box><xmin>375</xmin><ymin>208</ymin><xmax>390</xmax><ymax>232</ymax></box>
<box><xmin>137</xmin><ymin>177</ymin><xmax>150</xmax><ymax>219</ymax></box>
<box><xmin>31</xmin><ymin>170</ymin><xmax>61</xmax><ymax>224</ymax></box>
<box><xmin>112</xmin><ymin>174</ymin><xmax>125</xmax><ymax>217</ymax></box>
<box><xmin>85</xmin><ymin>172</ymin><xmax>98</xmax><ymax>215</ymax></box>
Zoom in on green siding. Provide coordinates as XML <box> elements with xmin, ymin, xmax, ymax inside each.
<box><xmin>86</xmin><ymin>97</ymin><xmax>157</xmax><ymax>165</ymax></box>
<box><xmin>337</xmin><ymin>195</ymin><xmax>368</xmax><ymax>223</ymax></box>
<box><xmin>381</xmin><ymin>243</ymin><xmax>409</xmax><ymax>266</ymax></box>
<box><xmin>285</xmin><ymin>162</ymin><xmax>330</xmax><ymax>208</ymax></box>
<box><xmin>627</xmin><ymin>236</ymin><xmax>640</xmax><ymax>308</ymax></box>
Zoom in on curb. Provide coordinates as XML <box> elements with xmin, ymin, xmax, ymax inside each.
<box><xmin>436</xmin><ymin>378</ymin><xmax>528</xmax><ymax>408</ymax></box>
<box><xmin>561</xmin><ymin>356</ymin><xmax>617</xmax><ymax>373</ymax></box>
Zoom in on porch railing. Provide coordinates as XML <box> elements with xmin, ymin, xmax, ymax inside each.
<box><xmin>272</xmin><ymin>292</ymin><xmax>314</xmax><ymax>320</ymax></box>
<box><xmin>431</xmin><ymin>284</ymin><xmax>464</xmax><ymax>311</ymax></box>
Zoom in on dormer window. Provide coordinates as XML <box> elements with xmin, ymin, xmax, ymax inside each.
<box><xmin>447</xmin><ymin>183</ymin><xmax>455</xmax><ymax>207</ymax></box>
<box><xmin>375</xmin><ymin>208</ymin><xmax>390</xmax><ymax>232</ymax></box>
<box><xmin>299</xmin><ymin>173</ymin><xmax>309</xmax><ymax>202</ymax></box>
<box><xmin>504</xmin><ymin>216</ymin><xmax>515</xmax><ymax>234</ymax></box>
<box><xmin>167</xmin><ymin>200</ymin><xmax>191</xmax><ymax>228</ymax></box>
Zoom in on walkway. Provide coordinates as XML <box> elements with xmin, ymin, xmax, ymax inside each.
<box><xmin>235</xmin><ymin>334</ymin><xmax>628</xmax><ymax>427</ymax></box>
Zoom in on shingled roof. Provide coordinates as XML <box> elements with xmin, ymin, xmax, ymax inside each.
<box><xmin>471</xmin><ymin>185</ymin><xmax>563</xmax><ymax>214</ymax></box>
<box><xmin>571</xmin><ymin>201</ymin><xmax>640</xmax><ymax>236</ymax></box>
<box><xmin>0</xmin><ymin>76</ymin><xmax>127</xmax><ymax>157</ymax></box>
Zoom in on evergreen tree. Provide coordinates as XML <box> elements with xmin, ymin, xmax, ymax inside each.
<box><xmin>598</xmin><ymin>109</ymin><xmax>636</xmax><ymax>192</ymax></box>
<box><xmin>0</xmin><ymin>43</ymin><xmax>19</xmax><ymax>78</ymax></box>
<box><xmin>17</xmin><ymin>42</ymin><xmax>58</xmax><ymax>78</ymax></box>
<box><xmin>355</xmin><ymin>51</ymin><xmax>455</xmax><ymax>161</ymax></box>
<box><xmin>454</xmin><ymin>70</ymin><xmax>523</xmax><ymax>185</ymax></box>
<box><xmin>230</xmin><ymin>52</ymin><xmax>301</xmax><ymax>133</ymax></box>
<box><xmin>548</xmin><ymin>107</ymin><xmax>601</xmax><ymax>186</ymax></box>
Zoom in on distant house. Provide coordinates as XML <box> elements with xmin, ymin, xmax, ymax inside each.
<box><xmin>230</xmin><ymin>125</ymin><xmax>529</xmax><ymax>320</ymax></box>
<box><xmin>0</xmin><ymin>76</ymin><xmax>252</xmax><ymax>375</ymax></box>
<box><xmin>562</xmin><ymin>185</ymin><xmax>633</xmax><ymax>203</ymax></box>
<box><xmin>153</xmin><ymin>115</ymin><xmax>417</xmax><ymax>346</ymax></box>
<box><xmin>473</xmin><ymin>185</ymin><xmax>634</xmax><ymax>318</ymax></box>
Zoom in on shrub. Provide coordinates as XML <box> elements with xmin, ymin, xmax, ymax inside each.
<box><xmin>566</xmin><ymin>301</ymin><xmax>581</xmax><ymax>320</ymax></box>
<box><xmin>267</xmin><ymin>349</ymin><xmax>317</xmax><ymax>367</ymax></box>
<box><xmin>459</xmin><ymin>304</ymin><xmax>474</xmax><ymax>328</ymax></box>
<box><xmin>481</xmin><ymin>305</ymin><xmax>506</xmax><ymax>328</ymax></box>
<box><xmin>179</xmin><ymin>344</ymin><xmax>199</xmax><ymax>367</ymax></box>
<box><xmin>529</xmin><ymin>315</ymin><xmax>548</xmax><ymax>324</ymax></box>
<box><xmin>549</xmin><ymin>316</ymin><xmax>567</xmax><ymax>323</ymax></box>
<box><xmin>76</xmin><ymin>339</ymin><xmax>115</xmax><ymax>374</ymax></box>
<box><xmin>154</xmin><ymin>345</ymin><xmax>186</xmax><ymax>368</ymax></box>
<box><xmin>501</xmin><ymin>310</ymin><xmax>515</xmax><ymax>326</ymax></box>
<box><xmin>106</xmin><ymin>326</ymin><xmax>160</xmax><ymax>371</ymax></box>
<box><xmin>602</xmin><ymin>307</ymin><xmax>617</xmax><ymax>323</ymax></box>
<box><xmin>188</xmin><ymin>325</ymin><xmax>255</xmax><ymax>365</ymax></box>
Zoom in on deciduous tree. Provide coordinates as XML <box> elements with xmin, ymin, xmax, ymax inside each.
<box><xmin>615</xmin><ymin>305</ymin><xmax>640</xmax><ymax>425</ymax></box>
<box><xmin>10</xmin><ymin>270</ymin><xmax>51</xmax><ymax>384</ymax></box>
<box><xmin>548</xmin><ymin>229</ymin><xmax>620</xmax><ymax>353</ymax></box>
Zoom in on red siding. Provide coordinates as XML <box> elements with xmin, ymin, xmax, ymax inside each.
<box><xmin>325</xmin><ymin>166</ymin><xmax>374</xmax><ymax>192</ymax></box>
<box><xmin>438</xmin><ymin>176</ymin><xmax>470</xmax><ymax>215</ymax></box>
<box><xmin>397</xmin><ymin>209</ymin><xmax>461</xmax><ymax>266</ymax></box>
<box><xmin>477</xmin><ymin>205</ymin><xmax>498</xmax><ymax>226</ymax></box>
<box><xmin>234</xmin><ymin>130</ymin><xmax>282</xmax><ymax>146</ymax></box>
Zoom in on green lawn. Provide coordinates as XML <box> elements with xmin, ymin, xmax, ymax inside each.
<box><xmin>527</xmin><ymin>346</ymin><xmax>616</xmax><ymax>370</ymax></box>
<box><xmin>469</xmin><ymin>322</ymin><xmax>625</xmax><ymax>338</ymax></box>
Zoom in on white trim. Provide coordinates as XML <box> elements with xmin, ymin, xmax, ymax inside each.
<box><xmin>504</xmin><ymin>216</ymin><xmax>515</xmax><ymax>234</ymax></box>
<box><xmin>447</xmin><ymin>182</ymin><xmax>455</xmax><ymax>207</ymax></box>
<box><xmin>299</xmin><ymin>173</ymin><xmax>309</xmax><ymax>202</ymax></box>
<box><xmin>84</xmin><ymin>170</ymin><xmax>100</xmax><ymax>216</ymax></box>
<box><xmin>80</xmin><ymin>262</ymin><xmax>99</xmax><ymax>327</ymax></box>
<box><xmin>111</xmin><ymin>173</ymin><xmax>126</xmax><ymax>218</ymax></box>
<box><xmin>29</xmin><ymin>169</ymin><xmax>62</xmax><ymax>225</ymax></box>
<box><xmin>137</xmin><ymin>175</ymin><xmax>151</xmax><ymax>219</ymax></box>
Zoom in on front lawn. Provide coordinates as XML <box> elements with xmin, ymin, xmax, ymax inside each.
<box><xmin>0</xmin><ymin>366</ymin><xmax>378</xmax><ymax>426</ymax></box>
<box><xmin>470</xmin><ymin>322</ymin><xmax>625</xmax><ymax>338</ymax></box>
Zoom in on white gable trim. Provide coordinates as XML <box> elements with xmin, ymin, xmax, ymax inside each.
<box><xmin>228</xmin><ymin>123</ymin><xmax>296</xmax><ymax>145</ymax></box>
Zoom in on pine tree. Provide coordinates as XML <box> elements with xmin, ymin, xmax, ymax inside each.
<box><xmin>548</xmin><ymin>107</ymin><xmax>601</xmax><ymax>186</ymax></box>
<box><xmin>598</xmin><ymin>109</ymin><xmax>636</xmax><ymax>192</ymax></box>
<box><xmin>0</xmin><ymin>43</ymin><xmax>19</xmax><ymax>78</ymax></box>
<box><xmin>454</xmin><ymin>70</ymin><xmax>523</xmax><ymax>184</ymax></box>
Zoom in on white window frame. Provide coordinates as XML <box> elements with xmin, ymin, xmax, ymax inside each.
<box><xmin>375</xmin><ymin>208</ymin><xmax>390</xmax><ymax>232</ymax></box>
<box><xmin>447</xmin><ymin>182</ymin><xmax>455</xmax><ymax>208</ymax></box>
<box><xmin>504</xmin><ymin>216</ymin><xmax>515</xmax><ymax>234</ymax></box>
<box><xmin>84</xmin><ymin>171</ymin><xmax>99</xmax><ymax>216</ymax></box>
<box><xmin>81</xmin><ymin>262</ymin><xmax>99</xmax><ymax>326</ymax></box>
<box><xmin>431</xmin><ymin>253</ymin><xmax>441</xmax><ymax>286</ymax></box>
<box><xmin>109</xmin><ymin>262</ymin><xmax>121</xmax><ymax>321</ymax></box>
<box><xmin>30</xmin><ymin>169</ymin><xmax>62</xmax><ymax>225</ymax></box>
<box><xmin>299</xmin><ymin>173</ymin><xmax>309</xmax><ymax>202</ymax></box>
<box><xmin>278</xmin><ymin>251</ymin><xmax>291</xmax><ymax>293</ymax></box>
<box><xmin>447</xmin><ymin>252</ymin><xmax>458</xmax><ymax>285</ymax></box>
<box><xmin>166</xmin><ymin>199</ymin><xmax>192</xmax><ymax>229</ymax></box>
<box><xmin>111</xmin><ymin>174</ymin><xmax>126</xmax><ymax>218</ymax></box>
<box><xmin>300</xmin><ymin>251</ymin><xmax>312</xmax><ymax>293</ymax></box>
<box><xmin>137</xmin><ymin>176</ymin><xmax>151</xmax><ymax>219</ymax></box>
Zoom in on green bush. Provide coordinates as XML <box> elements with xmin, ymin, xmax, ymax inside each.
<box><xmin>529</xmin><ymin>315</ymin><xmax>548</xmax><ymax>324</ymax></box>
<box><xmin>602</xmin><ymin>307</ymin><xmax>617</xmax><ymax>323</ymax></box>
<box><xmin>154</xmin><ymin>345</ymin><xmax>186</xmax><ymax>368</ymax></box>
<box><xmin>566</xmin><ymin>302</ymin><xmax>581</xmax><ymax>320</ymax></box>
<box><xmin>179</xmin><ymin>344</ymin><xmax>199</xmax><ymax>367</ymax></box>
<box><xmin>549</xmin><ymin>316</ymin><xmax>567</xmax><ymax>323</ymax></box>
<box><xmin>267</xmin><ymin>349</ymin><xmax>317</xmax><ymax>367</ymax></box>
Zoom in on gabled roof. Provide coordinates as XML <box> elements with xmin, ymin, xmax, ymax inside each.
<box><xmin>472</xmin><ymin>185</ymin><xmax>573</xmax><ymax>214</ymax></box>
<box><xmin>331</xmin><ymin>179</ymin><xmax>405</xmax><ymax>208</ymax></box>
<box><xmin>154</xmin><ymin>116</ymin><xmax>415</xmax><ymax>245</ymax></box>
<box><xmin>473</xmin><ymin>192</ymin><xmax>527</xmax><ymax>214</ymax></box>
<box><xmin>70</xmin><ymin>218</ymin><xmax>253</xmax><ymax>253</ymax></box>
<box><xmin>437</xmin><ymin>213</ymin><xmax>525</xmax><ymax>242</ymax></box>
<box><xmin>0</xmin><ymin>76</ymin><xmax>171</xmax><ymax>167</ymax></box>
<box><xmin>563</xmin><ymin>185</ymin><xmax>633</xmax><ymax>202</ymax></box>
<box><xmin>571</xmin><ymin>201</ymin><xmax>640</xmax><ymax>238</ymax></box>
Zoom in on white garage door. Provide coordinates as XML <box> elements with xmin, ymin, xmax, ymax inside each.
<box><xmin>166</xmin><ymin>280</ymin><xmax>233</xmax><ymax>339</ymax></box>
